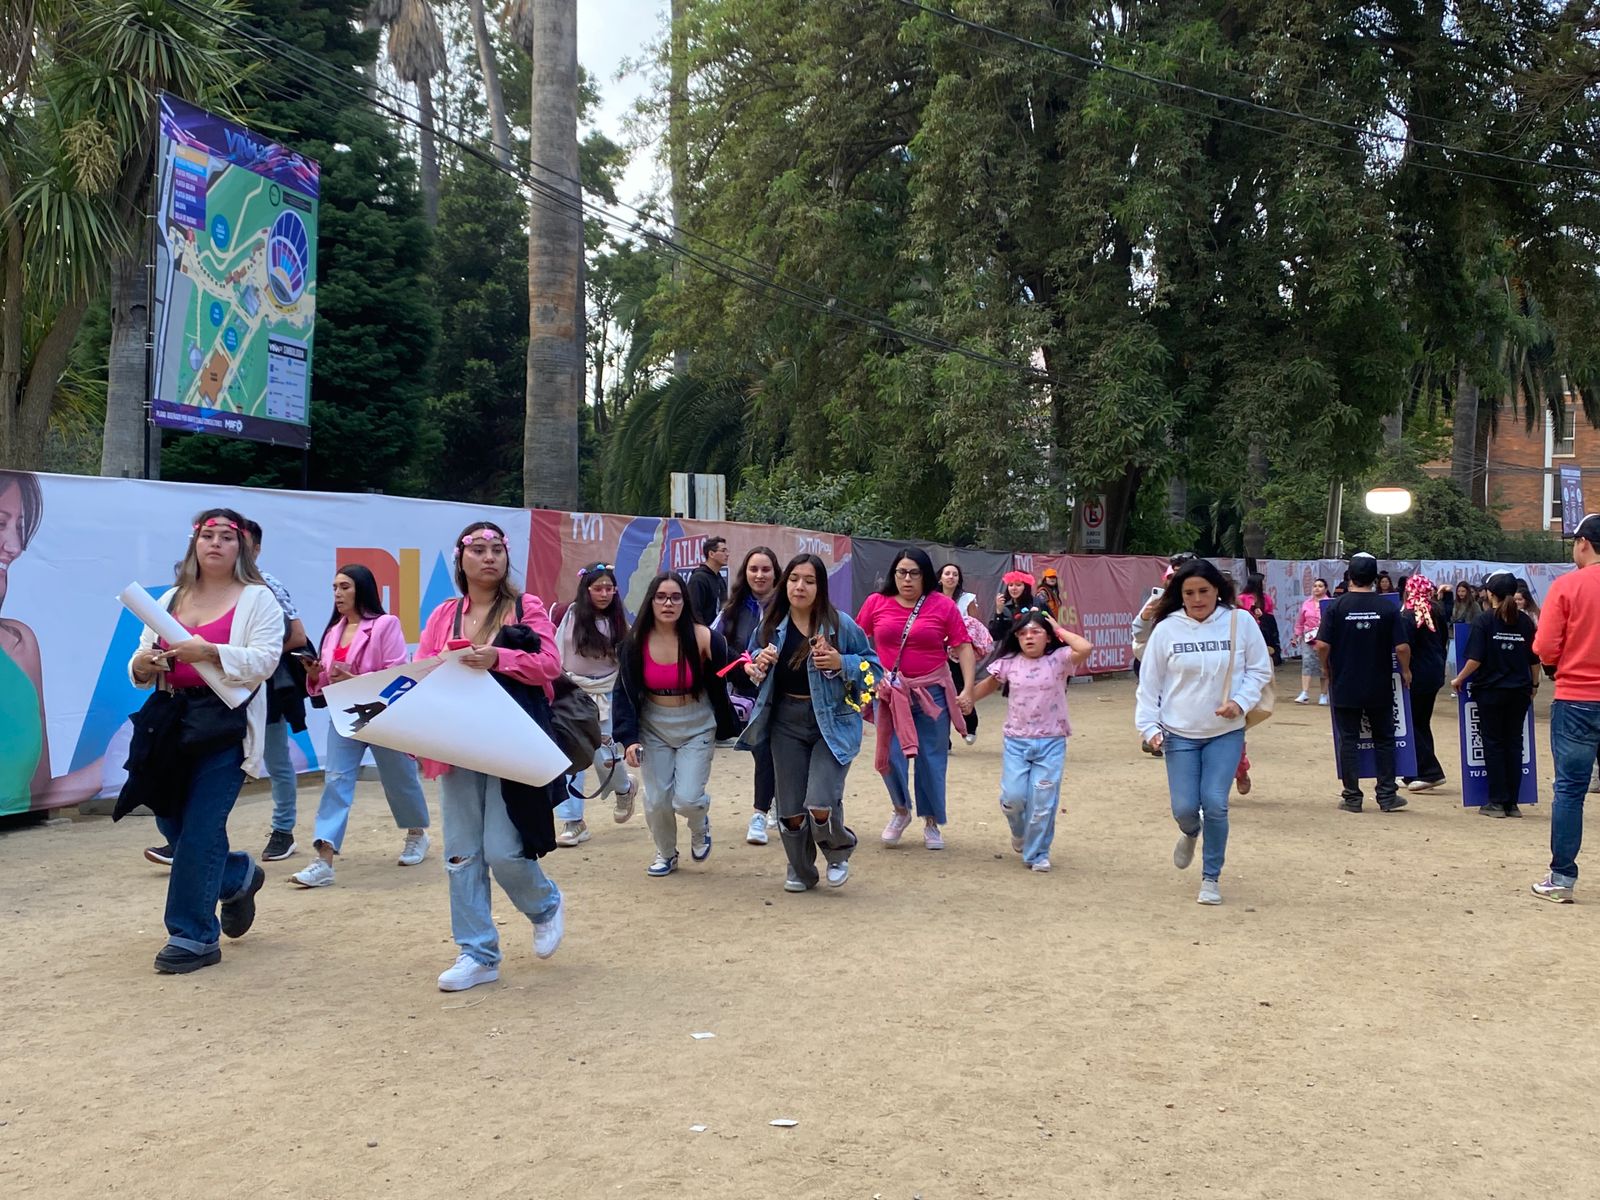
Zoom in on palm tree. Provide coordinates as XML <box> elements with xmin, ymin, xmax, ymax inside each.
<box><xmin>382</xmin><ymin>0</ymin><xmax>446</xmax><ymax>226</ymax></box>
<box><xmin>601</xmin><ymin>375</ymin><xmax>746</xmax><ymax>515</ymax></box>
<box><xmin>522</xmin><ymin>0</ymin><xmax>582</xmax><ymax>508</ymax></box>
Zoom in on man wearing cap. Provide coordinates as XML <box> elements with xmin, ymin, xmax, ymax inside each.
<box><xmin>1316</xmin><ymin>552</ymin><xmax>1413</xmax><ymax>813</ymax></box>
<box><xmin>1531</xmin><ymin>514</ymin><xmax>1600</xmax><ymax>902</ymax></box>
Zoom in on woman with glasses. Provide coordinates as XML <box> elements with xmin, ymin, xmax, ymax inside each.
<box><xmin>552</xmin><ymin>562</ymin><xmax>639</xmax><ymax>846</ymax></box>
<box><xmin>614</xmin><ymin>572</ymin><xmax>741</xmax><ymax>877</ymax></box>
<box><xmin>856</xmin><ymin>548</ymin><xmax>974</xmax><ymax>850</ymax></box>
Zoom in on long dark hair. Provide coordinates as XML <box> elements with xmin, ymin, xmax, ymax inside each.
<box><xmin>571</xmin><ymin>562</ymin><xmax>628</xmax><ymax>660</ymax></box>
<box><xmin>625</xmin><ymin>572</ymin><xmax>706</xmax><ymax>697</ymax></box>
<box><xmin>1515</xmin><ymin>579</ymin><xmax>1540</xmax><ymax>618</ymax></box>
<box><xmin>452</xmin><ymin>519</ymin><xmax>519</xmax><ymax>642</ymax></box>
<box><xmin>720</xmin><ymin>545</ymin><xmax>779</xmax><ymax>630</ymax></box>
<box><xmin>938</xmin><ymin>562</ymin><xmax>965</xmax><ymax>599</ymax></box>
<box><xmin>760</xmin><ymin>553</ymin><xmax>840</xmax><ymax>666</ymax></box>
<box><xmin>323</xmin><ymin>563</ymin><xmax>386</xmax><ymax>639</ymax></box>
<box><xmin>878</xmin><ymin>546</ymin><xmax>936</xmax><ymax>597</ymax></box>
<box><xmin>1153</xmin><ymin>559</ymin><xmax>1237</xmax><ymax>623</ymax></box>
<box><xmin>982</xmin><ymin>607</ymin><xmax>1063</xmax><ymax>671</ymax></box>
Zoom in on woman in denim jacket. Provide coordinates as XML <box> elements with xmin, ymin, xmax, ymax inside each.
<box><xmin>739</xmin><ymin>554</ymin><xmax>882</xmax><ymax>892</ymax></box>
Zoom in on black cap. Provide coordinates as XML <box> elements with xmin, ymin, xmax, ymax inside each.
<box><xmin>1577</xmin><ymin>513</ymin><xmax>1600</xmax><ymax>548</ymax></box>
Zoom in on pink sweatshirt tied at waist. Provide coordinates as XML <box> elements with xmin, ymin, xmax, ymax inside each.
<box><xmin>871</xmin><ymin>661</ymin><xmax>969</xmax><ymax>776</ymax></box>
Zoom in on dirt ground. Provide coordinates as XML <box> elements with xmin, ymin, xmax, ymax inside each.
<box><xmin>3</xmin><ymin>666</ymin><xmax>1597</xmax><ymax>1200</ymax></box>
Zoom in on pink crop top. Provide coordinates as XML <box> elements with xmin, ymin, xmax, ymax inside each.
<box><xmin>160</xmin><ymin>606</ymin><xmax>236</xmax><ymax>689</ymax></box>
<box><xmin>642</xmin><ymin>642</ymin><xmax>691</xmax><ymax>693</ymax></box>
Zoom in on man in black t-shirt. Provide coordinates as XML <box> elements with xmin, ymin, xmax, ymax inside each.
<box><xmin>686</xmin><ymin>536</ymin><xmax>730</xmax><ymax>626</ymax></box>
<box><xmin>1315</xmin><ymin>553</ymin><xmax>1413</xmax><ymax>812</ymax></box>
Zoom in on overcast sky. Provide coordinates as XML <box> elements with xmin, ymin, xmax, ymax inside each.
<box><xmin>577</xmin><ymin>0</ymin><xmax>667</xmax><ymax>209</ymax></box>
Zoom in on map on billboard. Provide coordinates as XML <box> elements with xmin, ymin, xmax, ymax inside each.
<box><xmin>150</xmin><ymin>93</ymin><xmax>319</xmax><ymax>448</ymax></box>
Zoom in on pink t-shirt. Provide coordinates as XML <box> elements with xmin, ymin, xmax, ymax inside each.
<box><xmin>160</xmin><ymin>606</ymin><xmax>236</xmax><ymax>689</ymax></box>
<box><xmin>856</xmin><ymin>591</ymin><xmax>971</xmax><ymax>677</ymax></box>
<box><xmin>987</xmin><ymin>650</ymin><xmax>1075</xmax><ymax>738</ymax></box>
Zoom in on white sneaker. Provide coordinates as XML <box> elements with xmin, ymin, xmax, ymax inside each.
<box><xmin>533</xmin><ymin>897</ymin><xmax>565</xmax><ymax>959</ymax></box>
<box><xmin>1294</xmin><ymin>691</ymin><xmax>1309</xmax><ymax>704</ymax></box>
<box><xmin>1406</xmin><ymin>778</ymin><xmax>1442</xmax><ymax>793</ymax></box>
<box><xmin>962</xmin><ymin>732</ymin><xmax>978</xmax><ymax>745</ymax></box>
<box><xmin>613</xmin><ymin>779</ymin><xmax>636</xmax><ymax>823</ymax></box>
<box><xmin>398</xmin><ymin>830</ymin><xmax>430</xmax><ymax>865</ymax></box>
<box><xmin>826</xmin><ymin>861</ymin><xmax>849</xmax><ymax>888</ymax></box>
<box><xmin>746</xmin><ymin>812</ymin><xmax>769</xmax><ymax>845</ymax></box>
<box><xmin>764</xmin><ymin>812</ymin><xmax>779</xmax><ymax>831</ymax></box>
<box><xmin>290</xmin><ymin>858</ymin><xmax>335</xmax><ymax>888</ymax></box>
<box><xmin>1031</xmin><ymin>857</ymin><xmax>1052</xmax><ymax>873</ymax></box>
<box><xmin>1173</xmin><ymin>831</ymin><xmax>1198</xmax><ymax>870</ymax></box>
<box><xmin>556</xmin><ymin>820</ymin><xmax>590</xmax><ymax>847</ymax></box>
<box><xmin>1010</xmin><ymin>833</ymin><xmax>1024</xmax><ymax>853</ymax></box>
<box><xmin>1318</xmin><ymin>695</ymin><xmax>1328</xmax><ymax>706</ymax></box>
<box><xmin>437</xmin><ymin>953</ymin><xmax>498</xmax><ymax>992</ymax></box>
<box><xmin>1198</xmin><ymin>879</ymin><xmax>1223</xmax><ymax>905</ymax></box>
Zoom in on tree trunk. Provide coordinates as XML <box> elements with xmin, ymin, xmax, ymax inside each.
<box><xmin>1241</xmin><ymin>441</ymin><xmax>1268</xmax><ymax>557</ymax></box>
<box><xmin>668</xmin><ymin>0</ymin><xmax>690</xmax><ymax>376</ymax></box>
<box><xmin>1450</xmin><ymin>366</ymin><xmax>1480</xmax><ymax>503</ymax></box>
<box><xmin>101</xmin><ymin>250</ymin><xmax>160</xmax><ymax>479</ymax></box>
<box><xmin>468</xmin><ymin>0</ymin><xmax>514</xmax><ymax>166</ymax></box>
<box><xmin>417</xmin><ymin>79</ymin><xmax>441</xmax><ymax>227</ymax></box>
<box><xmin>523</xmin><ymin>0</ymin><xmax>582</xmax><ymax>509</ymax></box>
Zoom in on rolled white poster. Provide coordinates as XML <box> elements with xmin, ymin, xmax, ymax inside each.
<box><xmin>117</xmin><ymin>582</ymin><xmax>253</xmax><ymax>709</ymax></box>
<box><xmin>322</xmin><ymin>651</ymin><xmax>569</xmax><ymax>787</ymax></box>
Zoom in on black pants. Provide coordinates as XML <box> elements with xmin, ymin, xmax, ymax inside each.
<box><xmin>950</xmin><ymin>659</ymin><xmax>978</xmax><ymax>735</ymax></box>
<box><xmin>1334</xmin><ymin>701</ymin><xmax>1398</xmax><ymax>805</ymax></box>
<box><xmin>1406</xmin><ymin>684</ymin><xmax>1445</xmax><ymax>785</ymax></box>
<box><xmin>753</xmin><ymin>738</ymin><xmax>775</xmax><ymax>814</ymax></box>
<box><xmin>1476</xmin><ymin>689</ymin><xmax>1531</xmax><ymax>809</ymax></box>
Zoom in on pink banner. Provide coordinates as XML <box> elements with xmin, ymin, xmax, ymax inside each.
<box><xmin>1013</xmin><ymin>552</ymin><xmax>1166</xmax><ymax>673</ymax></box>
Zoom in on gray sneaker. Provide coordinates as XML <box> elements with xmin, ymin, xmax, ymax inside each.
<box><xmin>1197</xmin><ymin>878</ymin><xmax>1222</xmax><ymax>905</ymax></box>
<box><xmin>783</xmin><ymin>868</ymin><xmax>808</xmax><ymax>893</ymax></box>
<box><xmin>1531</xmin><ymin>873</ymin><xmax>1575</xmax><ymax>903</ymax></box>
<box><xmin>1173</xmin><ymin>831</ymin><xmax>1198</xmax><ymax>870</ymax></box>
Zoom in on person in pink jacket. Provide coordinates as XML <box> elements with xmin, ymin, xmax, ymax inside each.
<box><xmin>415</xmin><ymin>521</ymin><xmax>567</xmax><ymax>992</ymax></box>
<box><xmin>289</xmin><ymin>564</ymin><xmax>431</xmax><ymax>889</ymax></box>
<box><xmin>1291</xmin><ymin>578</ymin><xmax>1330</xmax><ymax>705</ymax></box>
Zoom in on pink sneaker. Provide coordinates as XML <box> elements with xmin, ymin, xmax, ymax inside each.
<box><xmin>923</xmin><ymin>824</ymin><xmax>945</xmax><ymax>850</ymax></box>
<box><xmin>881</xmin><ymin>809</ymin><xmax>913</xmax><ymax>845</ymax></box>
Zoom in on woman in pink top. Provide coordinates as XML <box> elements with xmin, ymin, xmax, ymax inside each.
<box><xmin>289</xmin><ymin>563</ymin><xmax>430</xmax><ymax>889</ymax></box>
<box><xmin>1291</xmin><ymin>578</ymin><xmax>1329</xmax><ymax>705</ymax></box>
<box><xmin>856</xmin><ymin>547</ymin><xmax>975</xmax><ymax>849</ymax></box>
<box><xmin>414</xmin><ymin>521</ymin><xmax>566</xmax><ymax>993</ymax></box>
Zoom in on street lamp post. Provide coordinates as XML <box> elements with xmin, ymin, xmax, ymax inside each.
<box><xmin>1364</xmin><ymin>487</ymin><xmax>1413</xmax><ymax>557</ymax></box>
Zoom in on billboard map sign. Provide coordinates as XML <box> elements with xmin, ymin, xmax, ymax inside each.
<box><xmin>150</xmin><ymin>93</ymin><xmax>319</xmax><ymax>448</ymax></box>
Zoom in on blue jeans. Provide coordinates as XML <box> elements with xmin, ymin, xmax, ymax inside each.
<box><xmin>1549</xmin><ymin>700</ymin><xmax>1600</xmax><ymax>884</ymax></box>
<box><xmin>265</xmin><ymin>718</ymin><xmax>298</xmax><ymax>833</ymax></box>
<box><xmin>999</xmin><ymin>735</ymin><xmax>1065</xmax><ymax>866</ymax></box>
<box><xmin>882</xmin><ymin>688</ymin><xmax>951</xmax><ymax>824</ymax></box>
<box><xmin>555</xmin><ymin>710</ymin><xmax>631</xmax><ymax>821</ymax></box>
<box><xmin>440</xmin><ymin>768</ymin><xmax>561</xmax><ymax>968</ymax></box>
<box><xmin>1161</xmin><ymin>728</ymin><xmax>1245</xmax><ymax>881</ymax></box>
<box><xmin>153</xmin><ymin>744</ymin><xmax>254</xmax><ymax>954</ymax></box>
<box><xmin>312</xmin><ymin>726</ymin><xmax>430</xmax><ymax>852</ymax></box>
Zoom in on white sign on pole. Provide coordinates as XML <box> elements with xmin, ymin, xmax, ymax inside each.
<box><xmin>1082</xmin><ymin>496</ymin><xmax>1107</xmax><ymax>550</ymax></box>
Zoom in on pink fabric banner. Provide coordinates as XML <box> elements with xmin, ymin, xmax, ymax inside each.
<box><xmin>1012</xmin><ymin>552</ymin><xmax>1167</xmax><ymax>673</ymax></box>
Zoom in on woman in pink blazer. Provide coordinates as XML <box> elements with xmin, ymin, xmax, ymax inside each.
<box><xmin>289</xmin><ymin>565</ymin><xmax>431</xmax><ymax>888</ymax></box>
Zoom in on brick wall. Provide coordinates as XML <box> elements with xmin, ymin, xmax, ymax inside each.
<box><xmin>1485</xmin><ymin>402</ymin><xmax>1599</xmax><ymax>532</ymax></box>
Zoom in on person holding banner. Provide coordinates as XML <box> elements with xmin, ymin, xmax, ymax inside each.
<box><xmin>1451</xmin><ymin>572</ymin><xmax>1538</xmax><ymax>818</ymax></box>
<box><xmin>287</xmin><ymin>565</ymin><xmax>431</xmax><ymax>888</ymax></box>
<box><xmin>716</xmin><ymin>546</ymin><xmax>781</xmax><ymax>845</ymax></box>
<box><xmin>552</xmin><ymin>562</ymin><xmax>639</xmax><ymax>846</ymax></box>
<box><xmin>124</xmin><ymin>509</ymin><xmax>284</xmax><ymax>973</ymax></box>
<box><xmin>615</xmin><ymin>572</ymin><xmax>742</xmax><ymax>877</ymax></box>
<box><xmin>858</xmin><ymin>548</ymin><xmax>974</xmax><ymax>850</ymax></box>
<box><xmin>1531</xmin><ymin>515</ymin><xmax>1600</xmax><ymax>902</ymax></box>
<box><xmin>1316</xmin><ymin>553</ymin><xmax>1412</xmax><ymax>814</ymax></box>
<box><xmin>1133</xmin><ymin>559</ymin><xmax>1272</xmax><ymax>905</ymax></box>
<box><xmin>740</xmin><ymin>554</ymin><xmax>881</xmax><ymax>891</ymax></box>
<box><xmin>415</xmin><ymin>522</ymin><xmax>567</xmax><ymax>992</ymax></box>
<box><xmin>1399</xmin><ymin>574</ymin><xmax>1450</xmax><ymax>794</ymax></box>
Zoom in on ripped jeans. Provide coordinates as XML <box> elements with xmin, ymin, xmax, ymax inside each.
<box><xmin>999</xmin><ymin>735</ymin><xmax>1065</xmax><ymax>866</ymax></box>
<box><xmin>440</xmin><ymin>767</ymin><xmax>561</xmax><ymax>968</ymax></box>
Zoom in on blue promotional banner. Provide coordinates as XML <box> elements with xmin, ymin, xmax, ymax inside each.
<box><xmin>1321</xmin><ymin>594</ymin><xmax>1418</xmax><ymax>779</ymax></box>
<box><xmin>1453</xmin><ymin>624</ymin><xmax>1539</xmax><ymax>807</ymax></box>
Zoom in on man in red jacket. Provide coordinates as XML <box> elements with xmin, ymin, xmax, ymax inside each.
<box><xmin>1531</xmin><ymin>513</ymin><xmax>1600</xmax><ymax>903</ymax></box>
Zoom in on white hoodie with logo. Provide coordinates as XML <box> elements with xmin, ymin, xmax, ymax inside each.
<box><xmin>1134</xmin><ymin>604</ymin><xmax>1273</xmax><ymax>742</ymax></box>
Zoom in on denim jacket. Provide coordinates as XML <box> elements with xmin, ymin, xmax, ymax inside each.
<box><xmin>737</xmin><ymin>613</ymin><xmax>883</xmax><ymax>765</ymax></box>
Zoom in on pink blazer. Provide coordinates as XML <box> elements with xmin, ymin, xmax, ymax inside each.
<box><xmin>306</xmin><ymin>613</ymin><xmax>410</xmax><ymax>696</ymax></box>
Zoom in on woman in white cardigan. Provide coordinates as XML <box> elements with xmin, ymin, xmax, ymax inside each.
<box><xmin>128</xmin><ymin>508</ymin><xmax>283</xmax><ymax>974</ymax></box>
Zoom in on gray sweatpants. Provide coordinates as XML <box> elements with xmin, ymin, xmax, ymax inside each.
<box><xmin>769</xmin><ymin>695</ymin><xmax>857</xmax><ymax>888</ymax></box>
<box><xmin>640</xmin><ymin>697</ymin><xmax>716</xmax><ymax>858</ymax></box>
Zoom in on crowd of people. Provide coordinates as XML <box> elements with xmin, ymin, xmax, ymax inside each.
<box><xmin>112</xmin><ymin>513</ymin><xmax>1600</xmax><ymax>987</ymax></box>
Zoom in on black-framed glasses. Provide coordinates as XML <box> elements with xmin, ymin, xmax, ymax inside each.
<box><xmin>893</xmin><ymin>568</ymin><xmax>920</xmax><ymax>579</ymax></box>
<box><xmin>655</xmin><ymin>593</ymin><xmax>685</xmax><ymax>605</ymax></box>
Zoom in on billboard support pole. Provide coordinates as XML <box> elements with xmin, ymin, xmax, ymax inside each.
<box><xmin>142</xmin><ymin>96</ymin><xmax>159</xmax><ymax>482</ymax></box>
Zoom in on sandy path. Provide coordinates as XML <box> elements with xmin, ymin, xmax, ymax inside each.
<box><xmin>2</xmin><ymin>668</ymin><xmax>1596</xmax><ymax>1199</ymax></box>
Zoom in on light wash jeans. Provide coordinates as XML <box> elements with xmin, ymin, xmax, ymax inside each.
<box><xmin>1160</xmin><ymin>728</ymin><xmax>1245</xmax><ymax>881</ymax></box>
<box><xmin>440</xmin><ymin>767</ymin><xmax>561</xmax><ymax>968</ymax></box>
<box><xmin>555</xmin><ymin>709</ymin><xmax>632</xmax><ymax>821</ymax></box>
<box><xmin>640</xmin><ymin>698</ymin><xmax>716</xmax><ymax>858</ymax></box>
<box><xmin>999</xmin><ymin>735</ymin><xmax>1065</xmax><ymax>866</ymax></box>
<box><xmin>153</xmin><ymin>744</ymin><xmax>253</xmax><ymax>954</ymax></box>
<box><xmin>312</xmin><ymin>725</ymin><xmax>430</xmax><ymax>853</ymax></box>
<box><xmin>1549</xmin><ymin>700</ymin><xmax>1600</xmax><ymax>884</ymax></box>
<box><xmin>265</xmin><ymin>718</ymin><xmax>299</xmax><ymax>833</ymax></box>
<box><xmin>881</xmin><ymin>687</ymin><xmax>951</xmax><ymax>824</ymax></box>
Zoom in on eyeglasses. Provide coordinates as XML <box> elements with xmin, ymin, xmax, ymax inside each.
<box><xmin>655</xmin><ymin>594</ymin><xmax>685</xmax><ymax>605</ymax></box>
<box><xmin>893</xmin><ymin>568</ymin><xmax>920</xmax><ymax>579</ymax></box>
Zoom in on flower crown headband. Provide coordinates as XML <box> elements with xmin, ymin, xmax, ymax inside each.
<box><xmin>192</xmin><ymin>516</ymin><xmax>240</xmax><ymax>533</ymax></box>
<box><xmin>459</xmin><ymin>528</ymin><xmax>504</xmax><ymax>547</ymax></box>
<box><xmin>1002</xmin><ymin>570</ymin><xmax>1035</xmax><ymax>587</ymax></box>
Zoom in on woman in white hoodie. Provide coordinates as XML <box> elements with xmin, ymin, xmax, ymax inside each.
<box><xmin>1134</xmin><ymin>559</ymin><xmax>1272</xmax><ymax>905</ymax></box>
